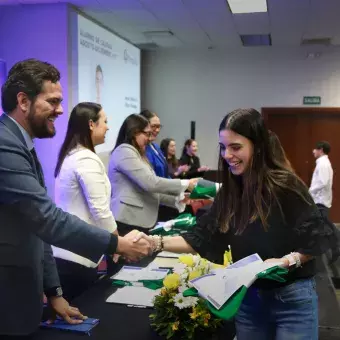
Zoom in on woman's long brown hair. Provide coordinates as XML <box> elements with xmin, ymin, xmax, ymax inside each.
<box><xmin>216</xmin><ymin>109</ymin><xmax>313</xmax><ymax>234</ymax></box>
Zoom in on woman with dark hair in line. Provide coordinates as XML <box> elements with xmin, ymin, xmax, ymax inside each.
<box><xmin>160</xmin><ymin>138</ymin><xmax>190</xmax><ymax>178</ymax></box>
<box><xmin>53</xmin><ymin>102</ymin><xmax>118</xmax><ymax>301</ymax></box>
<box><xmin>179</xmin><ymin>138</ymin><xmax>210</xmax><ymax>179</ymax></box>
<box><xmin>133</xmin><ymin>108</ymin><xmax>336</xmax><ymax>340</ymax></box>
<box><xmin>140</xmin><ymin>109</ymin><xmax>169</xmax><ymax>178</ymax></box>
<box><xmin>108</xmin><ymin>114</ymin><xmax>198</xmax><ymax>236</ymax></box>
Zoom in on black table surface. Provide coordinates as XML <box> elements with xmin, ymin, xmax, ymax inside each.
<box><xmin>35</xmin><ymin>259</ymin><xmax>235</xmax><ymax>340</ymax></box>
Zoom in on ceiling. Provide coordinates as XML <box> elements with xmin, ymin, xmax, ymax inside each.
<box><xmin>1</xmin><ymin>0</ymin><xmax>340</xmax><ymax>50</ymax></box>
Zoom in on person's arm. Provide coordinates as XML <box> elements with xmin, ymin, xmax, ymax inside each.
<box><xmin>43</xmin><ymin>243</ymin><xmax>61</xmax><ymax>291</ymax></box>
<box><xmin>43</xmin><ymin>244</ymin><xmax>87</xmax><ymax>324</ymax></box>
<box><xmin>309</xmin><ymin>163</ymin><xmax>331</xmax><ymax>194</ymax></box>
<box><xmin>0</xmin><ymin>141</ymin><xmax>150</xmax><ymax>262</ymax></box>
<box><xmin>75</xmin><ymin>153</ymin><xmax>117</xmax><ymax>232</ymax></box>
<box><xmin>132</xmin><ymin>201</ymin><xmax>226</xmax><ymax>261</ymax></box>
<box><xmin>268</xmin><ymin>183</ymin><xmax>336</xmax><ymax>267</ymax></box>
<box><xmin>159</xmin><ymin>193</ymin><xmax>187</xmax><ymax>213</ymax></box>
<box><xmin>113</xmin><ymin>145</ymin><xmax>197</xmax><ymax>194</ymax></box>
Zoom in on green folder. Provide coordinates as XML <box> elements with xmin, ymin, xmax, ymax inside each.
<box><xmin>190</xmin><ymin>185</ymin><xmax>217</xmax><ymax>199</ymax></box>
<box><xmin>183</xmin><ymin>265</ymin><xmax>288</xmax><ymax>320</ymax></box>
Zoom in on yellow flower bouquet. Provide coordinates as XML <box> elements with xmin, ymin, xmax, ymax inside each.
<box><xmin>150</xmin><ymin>254</ymin><xmax>228</xmax><ymax>339</ymax></box>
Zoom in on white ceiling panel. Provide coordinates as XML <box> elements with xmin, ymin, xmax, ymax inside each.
<box><xmin>183</xmin><ymin>0</ymin><xmax>241</xmax><ymax>47</ymax></box>
<box><xmin>306</xmin><ymin>0</ymin><xmax>340</xmax><ymax>38</ymax></box>
<box><xmin>63</xmin><ymin>0</ymin><xmax>102</xmax><ymax>8</ymax></box>
<box><xmin>269</xmin><ymin>0</ymin><xmax>310</xmax><ymax>45</ymax></box>
<box><xmin>2</xmin><ymin>0</ymin><xmax>340</xmax><ymax>49</ymax></box>
<box><xmin>96</xmin><ymin>0</ymin><xmax>142</xmax><ymax>11</ymax></box>
<box><xmin>140</xmin><ymin>0</ymin><xmax>211</xmax><ymax>46</ymax></box>
<box><xmin>82</xmin><ymin>9</ymin><xmax>147</xmax><ymax>43</ymax></box>
<box><xmin>233</xmin><ymin>12</ymin><xmax>270</xmax><ymax>35</ymax></box>
<box><xmin>109</xmin><ymin>9</ymin><xmax>164</xmax><ymax>29</ymax></box>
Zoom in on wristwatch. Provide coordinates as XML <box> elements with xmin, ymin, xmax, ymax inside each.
<box><xmin>45</xmin><ymin>286</ymin><xmax>63</xmax><ymax>298</ymax></box>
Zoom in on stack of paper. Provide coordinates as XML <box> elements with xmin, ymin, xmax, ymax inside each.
<box><xmin>110</xmin><ymin>266</ymin><xmax>169</xmax><ymax>281</ymax></box>
<box><xmin>156</xmin><ymin>251</ymin><xmax>183</xmax><ymax>258</ymax></box>
<box><xmin>106</xmin><ymin>286</ymin><xmax>160</xmax><ymax>307</ymax></box>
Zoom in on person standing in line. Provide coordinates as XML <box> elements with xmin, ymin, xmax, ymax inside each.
<box><xmin>309</xmin><ymin>141</ymin><xmax>333</xmax><ymax>218</ymax></box>
<box><xmin>140</xmin><ymin>109</ymin><xmax>168</xmax><ymax>178</ymax></box>
<box><xmin>160</xmin><ymin>138</ymin><xmax>189</xmax><ymax>178</ymax></box>
<box><xmin>53</xmin><ymin>102</ymin><xmax>119</xmax><ymax>302</ymax></box>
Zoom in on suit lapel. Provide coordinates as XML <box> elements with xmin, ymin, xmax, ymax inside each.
<box><xmin>0</xmin><ymin>114</ymin><xmax>43</xmax><ymax>186</ymax></box>
<box><xmin>0</xmin><ymin>114</ymin><xmax>27</xmax><ymax>147</ymax></box>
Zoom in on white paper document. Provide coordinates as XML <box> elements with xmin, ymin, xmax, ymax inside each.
<box><xmin>190</xmin><ymin>255</ymin><xmax>283</xmax><ymax>310</ymax></box>
<box><xmin>149</xmin><ymin>257</ymin><xmax>179</xmax><ymax>269</ymax></box>
<box><xmin>156</xmin><ymin>251</ymin><xmax>183</xmax><ymax>258</ymax></box>
<box><xmin>106</xmin><ymin>286</ymin><xmax>160</xmax><ymax>307</ymax></box>
<box><xmin>110</xmin><ymin>266</ymin><xmax>169</xmax><ymax>282</ymax></box>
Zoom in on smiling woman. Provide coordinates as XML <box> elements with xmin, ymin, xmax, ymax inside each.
<box><xmin>135</xmin><ymin>108</ymin><xmax>338</xmax><ymax>340</ymax></box>
<box><xmin>108</xmin><ymin>113</ymin><xmax>199</xmax><ymax>235</ymax></box>
<box><xmin>53</xmin><ymin>102</ymin><xmax>117</xmax><ymax>301</ymax></box>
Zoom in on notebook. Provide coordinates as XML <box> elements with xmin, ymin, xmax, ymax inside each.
<box><xmin>40</xmin><ymin>317</ymin><xmax>99</xmax><ymax>335</ymax></box>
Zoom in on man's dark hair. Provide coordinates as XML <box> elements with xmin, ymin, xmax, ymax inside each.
<box><xmin>1</xmin><ymin>58</ymin><xmax>60</xmax><ymax>113</ymax></box>
<box><xmin>316</xmin><ymin>141</ymin><xmax>331</xmax><ymax>155</ymax></box>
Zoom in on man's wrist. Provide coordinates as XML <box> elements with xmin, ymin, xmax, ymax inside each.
<box><xmin>45</xmin><ymin>286</ymin><xmax>63</xmax><ymax>298</ymax></box>
<box><xmin>116</xmin><ymin>236</ymin><xmax>127</xmax><ymax>255</ymax></box>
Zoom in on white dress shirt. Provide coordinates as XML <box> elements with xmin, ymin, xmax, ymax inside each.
<box><xmin>309</xmin><ymin>155</ymin><xmax>333</xmax><ymax>208</ymax></box>
<box><xmin>53</xmin><ymin>146</ymin><xmax>117</xmax><ymax>268</ymax></box>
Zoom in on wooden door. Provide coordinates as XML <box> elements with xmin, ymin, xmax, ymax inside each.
<box><xmin>262</xmin><ymin>108</ymin><xmax>340</xmax><ymax>223</ymax></box>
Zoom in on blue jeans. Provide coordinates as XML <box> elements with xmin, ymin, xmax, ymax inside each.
<box><xmin>235</xmin><ymin>278</ymin><xmax>318</xmax><ymax>340</ymax></box>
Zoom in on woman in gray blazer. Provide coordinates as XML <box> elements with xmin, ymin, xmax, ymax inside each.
<box><xmin>109</xmin><ymin>114</ymin><xmax>198</xmax><ymax>235</ymax></box>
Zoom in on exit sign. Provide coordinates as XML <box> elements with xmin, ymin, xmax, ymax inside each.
<box><xmin>303</xmin><ymin>96</ymin><xmax>321</xmax><ymax>105</ymax></box>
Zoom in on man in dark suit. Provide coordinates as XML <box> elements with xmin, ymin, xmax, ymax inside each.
<box><xmin>0</xmin><ymin>59</ymin><xmax>151</xmax><ymax>339</ymax></box>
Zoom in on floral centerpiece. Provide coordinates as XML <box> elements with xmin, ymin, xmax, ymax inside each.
<box><xmin>150</xmin><ymin>254</ymin><xmax>229</xmax><ymax>339</ymax></box>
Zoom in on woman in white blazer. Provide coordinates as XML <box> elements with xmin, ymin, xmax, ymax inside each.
<box><xmin>53</xmin><ymin>102</ymin><xmax>118</xmax><ymax>301</ymax></box>
<box><xmin>109</xmin><ymin>114</ymin><xmax>198</xmax><ymax>235</ymax></box>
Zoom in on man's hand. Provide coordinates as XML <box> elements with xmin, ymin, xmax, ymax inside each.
<box><xmin>116</xmin><ymin>233</ymin><xmax>152</xmax><ymax>262</ymax></box>
<box><xmin>47</xmin><ymin>296</ymin><xmax>87</xmax><ymax>324</ymax></box>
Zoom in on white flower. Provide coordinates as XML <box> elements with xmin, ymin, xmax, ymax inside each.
<box><xmin>193</xmin><ymin>255</ymin><xmax>201</xmax><ymax>266</ymax></box>
<box><xmin>180</xmin><ymin>271</ymin><xmax>189</xmax><ymax>281</ymax></box>
<box><xmin>173</xmin><ymin>293</ymin><xmax>199</xmax><ymax>309</ymax></box>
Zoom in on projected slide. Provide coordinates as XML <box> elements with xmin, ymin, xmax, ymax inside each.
<box><xmin>76</xmin><ymin>14</ymin><xmax>141</xmax><ymax>156</ymax></box>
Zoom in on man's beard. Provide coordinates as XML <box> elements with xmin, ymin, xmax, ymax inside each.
<box><xmin>27</xmin><ymin>108</ymin><xmax>56</xmax><ymax>139</ymax></box>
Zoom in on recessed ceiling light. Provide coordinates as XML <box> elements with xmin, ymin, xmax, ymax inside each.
<box><xmin>227</xmin><ymin>0</ymin><xmax>267</xmax><ymax>14</ymax></box>
<box><xmin>241</xmin><ymin>34</ymin><xmax>271</xmax><ymax>46</ymax></box>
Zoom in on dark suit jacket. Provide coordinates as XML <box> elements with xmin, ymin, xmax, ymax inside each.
<box><xmin>0</xmin><ymin>114</ymin><xmax>113</xmax><ymax>336</ymax></box>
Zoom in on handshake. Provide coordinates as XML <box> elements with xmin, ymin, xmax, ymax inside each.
<box><xmin>115</xmin><ymin>230</ymin><xmax>156</xmax><ymax>262</ymax></box>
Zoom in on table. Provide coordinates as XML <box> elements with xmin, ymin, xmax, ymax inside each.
<box><xmin>35</xmin><ymin>260</ymin><xmax>236</xmax><ymax>340</ymax></box>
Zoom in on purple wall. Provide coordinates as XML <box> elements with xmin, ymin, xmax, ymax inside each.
<box><xmin>0</xmin><ymin>60</ymin><xmax>6</xmax><ymax>112</ymax></box>
<box><xmin>0</xmin><ymin>4</ymin><xmax>70</xmax><ymax>199</ymax></box>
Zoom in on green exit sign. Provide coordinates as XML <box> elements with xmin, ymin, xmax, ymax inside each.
<box><xmin>303</xmin><ymin>96</ymin><xmax>321</xmax><ymax>105</ymax></box>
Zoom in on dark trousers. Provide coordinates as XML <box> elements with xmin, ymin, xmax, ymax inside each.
<box><xmin>316</xmin><ymin>204</ymin><xmax>329</xmax><ymax>219</ymax></box>
<box><xmin>55</xmin><ymin>257</ymin><xmax>98</xmax><ymax>302</ymax></box>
